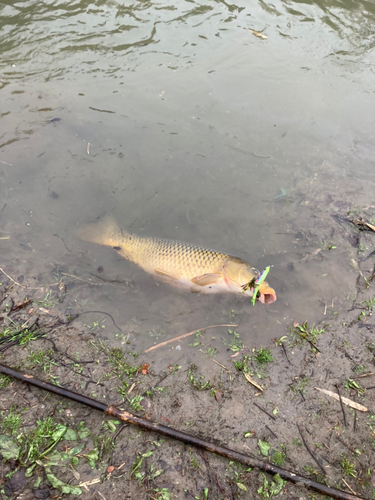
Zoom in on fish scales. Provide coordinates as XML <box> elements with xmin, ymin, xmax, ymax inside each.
<box><xmin>117</xmin><ymin>234</ymin><xmax>229</xmax><ymax>278</ymax></box>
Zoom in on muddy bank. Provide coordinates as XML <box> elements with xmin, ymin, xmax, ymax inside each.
<box><xmin>1</xmin><ymin>162</ymin><xmax>375</xmax><ymax>500</ymax></box>
<box><xmin>1</xmin><ymin>243</ymin><xmax>375</xmax><ymax>500</ymax></box>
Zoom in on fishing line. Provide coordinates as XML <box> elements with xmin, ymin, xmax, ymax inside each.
<box><xmin>261</xmin><ymin>249</ymin><xmax>351</xmax><ymax>272</ymax></box>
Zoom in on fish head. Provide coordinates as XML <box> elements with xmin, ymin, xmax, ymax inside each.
<box><xmin>224</xmin><ymin>259</ymin><xmax>277</xmax><ymax>304</ymax></box>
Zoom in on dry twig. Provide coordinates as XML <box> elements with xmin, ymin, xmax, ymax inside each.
<box><xmin>0</xmin><ymin>363</ymin><xmax>363</xmax><ymax>500</ymax></box>
<box><xmin>297</xmin><ymin>423</ymin><xmax>326</xmax><ymax>475</ymax></box>
<box><xmin>342</xmin><ymin>478</ymin><xmax>357</xmax><ymax>496</ymax></box>
<box><xmin>336</xmin><ymin>384</ymin><xmax>347</xmax><ymax>426</ymax></box>
<box><xmin>253</xmin><ymin>401</ymin><xmax>275</xmax><ymax>420</ymax></box>
<box><xmin>145</xmin><ymin>324</ymin><xmax>238</xmax><ymax>353</ymax></box>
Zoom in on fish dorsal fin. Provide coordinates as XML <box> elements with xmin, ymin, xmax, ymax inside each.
<box><xmin>191</xmin><ymin>273</ymin><xmax>222</xmax><ymax>286</ymax></box>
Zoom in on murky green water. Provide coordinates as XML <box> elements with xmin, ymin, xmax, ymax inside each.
<box><xmin>1</xmin><ymin>0</ymin><xmax>375</xmax><ymax>360</ymax></box>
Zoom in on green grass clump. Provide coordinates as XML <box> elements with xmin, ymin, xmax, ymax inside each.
<box><xmin>253</xmin><ymin>347</ymin><xmax>273</xmax><ymax>366</ymax></box>
<box><xmin>0</xmin><ymin>406</ymin><xmax>22</xmax><ymax>434</ymax></box>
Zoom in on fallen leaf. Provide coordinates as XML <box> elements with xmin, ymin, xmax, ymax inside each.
<box><xmin>215</xmin><ymin>390</ymin><xmax>222</xmax><ymax>403</ymax></box>
<box><xmin>70</xmin><ymin>466</ymin><xmax>80</xmax><ymax>481</ymax></box>
<box><xmin>258</xmin><ymin>439</ymin><xmax>270</xmax><ymax>456</ymax></box>
<box><xmin>4</xmin><ymin>469</ymin><xmax>25</xmax><ymax>494</ymax></box>
<box><xmin>315</xmin><ymin>387</ymin><xmax>368</xmax><ymax>412</ymax></box>
<box><xmin>311</xmin><ymin>248</ymin><xmax>322</xmax><ymax>257</ymax></box>
<box><xmin>293</xmin><ymin>321</ymin><xmax>299</xmax><ymax>328</ymax></box>
<box><xmin>250</xmin><ymin>29</ymin><xmax>267</xmax><ymax>39</ymax></box>
<box><xmin>107</xmin><ymin>466</ymin><xmax>115</xmax><ymax>474</ymax></box>
<box><xmin>127</xmin><ymin>382</ymin><xmax>136</xmax><ymax>394</ymax></box>
<box><xmin>46</xmin><ymin>473</ymin><xmax>82</xmax><ymax>495</ymax></box>
<box><xmin>244</xmin><ymin>373</ymin><xmax>263</xmax><ymax>392</ymax></box>
<box><xmin>142</xmin><ymin>363</ymin><xmax>150</xmax><ymax>375</ymax></box>
<box><xmin>301</xmin><ymin>248</ymin><xmax>321</xmax><ymax>261</ymax></box>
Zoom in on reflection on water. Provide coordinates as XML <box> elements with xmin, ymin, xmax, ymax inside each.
<box><xmin>1</xmin><ymin>0</ymin><xmax>375</xmax><ymax>81</ymax></box>
<box><xmin>1</xmin><ymin>0</ymin><xmax>374</xmax><ymax>364</ymax></box>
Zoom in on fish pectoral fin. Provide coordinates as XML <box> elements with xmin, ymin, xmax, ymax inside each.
<box><xmin>154</xmin><ymin>269</ymin><xmax>178</xmax><ymax>280</ymax></box>
<box><xmin>191</xmin><ymin>273</ymin><xmax>222</xmax><ymax>286</ymax></box>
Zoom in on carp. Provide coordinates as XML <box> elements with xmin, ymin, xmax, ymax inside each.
<box><xmin>77</xmin><ymin>216</ymin><xmax>276</xmax><ymax>304</ymax></box>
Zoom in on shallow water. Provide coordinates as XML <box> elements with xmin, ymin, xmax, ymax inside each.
<box><xmin>1</xmin><ymin>0</ymin><xmax>375</xmax><ymax>361</ymax></box>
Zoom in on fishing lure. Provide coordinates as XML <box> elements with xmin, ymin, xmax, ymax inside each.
<box><xmin>251</xmin><ymin>266</ymin><xmax>270</xmax><ymax>306</ymax></box>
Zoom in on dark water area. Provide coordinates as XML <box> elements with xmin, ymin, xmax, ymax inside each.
<box><xmin>1</xmin><ymin>0</ymin><xmax>375</xmax><ymax>362</ymax></box>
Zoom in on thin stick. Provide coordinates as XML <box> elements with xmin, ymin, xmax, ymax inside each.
<box><xmin>196</xmin><ymin>450</ymin><xmax>228</xmax><ymax>499</ymax></box>
<box><xmin>253</xmin><ymin>401</ymin><xmax>276</xmax><ymax>421</ymax></box>
<box><xmin>281</xmin><ymin>342</ymin><xmax>292</xmax><ymax>365</ymax></box>
<box><xmin>336</xmin><ymin>436</ymin><xmax>358</xmax><ymax>455</ymax></box>
<box><xmin>0</xmin><ymin>267</ymin><xmax>28</xmax><ymax>289</ymax></box>
<box><xmin>0</xmin><ymin>363</ymin><xmax>362</xmax><ymax>500</ymax></box>
<box><xmin>0</xmin><ymin>267</ymin><xmax>59</xmax><ymax>290</ymax></box>
<box><xmin>342</xmin><ymin>478</ymin><xmax>357</xmax><ymax>496</ymax></box>
<box><xmin>10</xmin><ymin>299</ymin><xmax>32</xmax><ymax>313</ymax></box>
<box><xmin>145</xmin><ymin>324</ymin><xmax>238</xmax><ymax>353</ymax></box>
<box><xmin>294</xmin><ymin>330</ymin><xmax>320</xmax><ymax>353</ymax></box>
<box><xmin>60</xmin><ymin>272</ymin><xmax>97</xmax><ymax>284</ymax></box>
<box><xmin>335</xmin><ymin>384</ymin><xmax>347</xmax><ymax>426</ymax></box>
<box><xmin>352</xmin><ymin>372</ymin><xmax>375</xmax><ymax>379</ymax></box>
<box><xmin>265</xmin><ymin>425</ymin><xmax>277</xmax><ymax>439</ymax></box>
<box><xmin>212</xmin><ymin>359</ymin><xmax>232</xmax><ymax>373</ymax></box>
<box><xmin>297</xmin><ymin>423</ymin><xmax>326</xmax><ymax>475</ymax></box>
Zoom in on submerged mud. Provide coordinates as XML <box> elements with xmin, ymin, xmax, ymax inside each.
<box><xmin>1</xmin><ymin>209</ymin><xmax>375</xmax><ymax>499</ymax></box>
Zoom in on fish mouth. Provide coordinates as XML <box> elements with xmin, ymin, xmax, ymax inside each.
<box><xmin>257</xmin><ymin>285</ymin><xmax>277</xmax><ymax>304</ymax></box>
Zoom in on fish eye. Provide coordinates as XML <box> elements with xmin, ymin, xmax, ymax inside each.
<box><xmin>253</xmin><ymin>268</ymin><xmax>260</xmax><ymax>276</ymax></box>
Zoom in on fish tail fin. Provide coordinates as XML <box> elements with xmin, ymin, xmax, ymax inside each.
<box><xmin>76</xmin><ymin>215</ymin><xmax>124</xmax><ymax>247</ymax></box>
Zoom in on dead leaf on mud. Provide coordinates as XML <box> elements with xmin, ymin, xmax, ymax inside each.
<box><xmin>141</xmin><ymin>363</ymin><xmax>150</xmax><ymax>375</ymax></box>
<box><xmin>351</xmin><ymin>217</ymin><xmax>375</xmax><ymax>232</ymax></box>
<box><xmin>127</xmin><ymin>382</ymin><xmax>136</xmax><ymax>394</ymax></box>
<box><xmin>250</xmin><ymin>29</ymin><xmax>267</xmax><ymax>39</ymax></box>
<box><xmin>301</xmin><ymin>248</ymin><xmax>321</xmax><ymax>262</ymax></box>
<box><xmin>315</xmin><ymin>387</ymin><xmax>368</xmax><ymax>412</ymax></box>
<box><xmin>4</xmin><ymin>469</ymin><xmax>26</xmax><ymax>494</ymax></box>
<box><xmin>215</xmin><ymin>390</ymin><xmax>222</xmax><ymax>403</ymax></box>
<box><xmin>70</xmin><ymin>466</ymin><xmax>80</xmax><ymax>480</ymax></box>
<box><xmin>244</xmin><ymin>373</ymin><xmax>263</xmax><ymax>392</ymax></box>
